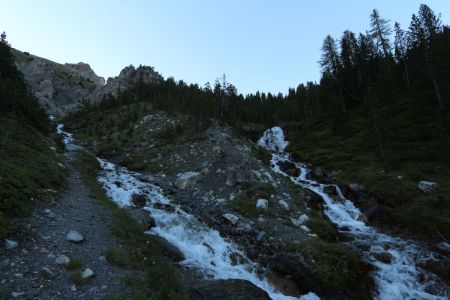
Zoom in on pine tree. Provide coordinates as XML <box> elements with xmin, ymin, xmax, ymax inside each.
<box><xmin>394</xmin><ymin>22</ymin><xmax>410</xmax><ymax>86</ymax></box>
<box><xmin>319</xmin><ymin>35</ymin><xmax>341</xmax><ymax>78</ymax></box>
<box><xmin>369</xmin><ymin>9</ymin><xmax>392</xmax><ymax>58</ymax></box>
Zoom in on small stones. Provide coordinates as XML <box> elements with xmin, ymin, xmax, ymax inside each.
<box><xmin>256</xmin><ymin>231</ymin><xmax>266</xmax><ymax>242</ymax></box>
<box><xmin>300</xmin><ymin>225</ymin><xmax>311</xmax><ymax>233</ymax></box>
<box><xmin>66</xmin><ymin>230</ymin><xmax>85</xmax><ymax>243</ymax></box>
<box><xmin>278</xmin><ymin>200</ymin><xmax>289</xmax><ymax>211</ymax></box>
<box><xmin>41</xmin><ymin>267</ymin><xmax>56</xmax><ymax>279</ymax></box>
<box><xmin>223</xmin><ymin>213</ymin><xmax>239</xmax><ymax>225</ymax></box>
<box><xmin>81</xmin><ymin>268</ymin><xmax>95</xmax><ymax>279</ymax></box>
<box><xmin>256</xmin><ymin>199</ymin><xmax>269</xmax><ymax>210</ymax></box>
<box><xmin>11</xmin><ymin>292</ymin><xmax>26</xmax><ymax>298</ymax></box>
<box><xmin>5</xmin><ymin>239</ymin><xmax>18</xmax><ymax>249</ymax></box>
<box><xmin>55</xmin><ymin>255</ymin><xmax>70</xmax><ymax>265</ymax></box>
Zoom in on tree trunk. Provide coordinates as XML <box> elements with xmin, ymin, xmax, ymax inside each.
<box><xmin>428</xmin><ymin>64</ymin><xmax>444</xmax><ymax>111</ymax></box>
<box><xmin>403</xmin><ymin>61</ymin><xmax>410</xmax><ymax>87</ymax></box>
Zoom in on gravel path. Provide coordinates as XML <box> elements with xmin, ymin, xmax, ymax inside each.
<box><xmin>0</xmin><ymin>150</ymin><xmax>130</xmax><ymax>299</ymax></box>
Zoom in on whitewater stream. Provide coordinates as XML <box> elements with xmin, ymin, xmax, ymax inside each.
<box><xmin>56</xmin><ymin>124</ymin><xmax>319</xmax><ymax>300</ymax></box>
<box><xmin>258</xmin><ymin>126</ymin><xmax>448</xmax><ymax>300</ymax></box>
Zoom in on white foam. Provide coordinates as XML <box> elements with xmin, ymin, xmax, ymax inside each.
<box><xmin>56</xmin><ymin>124</ymin><xmax>74</xmax><ymax>144</ymax></box>
<box><xmin>258</xmin><ymin>126</ymin><xmax>448</xmax><ymax>300</ymax></box>
<box><xmin>96</xmin><ymin>157</ymin><xmax>319</xmax><ymax>300</ymax></box>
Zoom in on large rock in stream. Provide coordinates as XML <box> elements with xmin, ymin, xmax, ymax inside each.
<box><xmin>147</xmin><ymin>234</ymin><xmax>185</xmax><ymax>262</ymax></box>
<box><xmin>190</xmin><ymin>279</ymin><xmax>271</xmax><ymax>300</ymax></box>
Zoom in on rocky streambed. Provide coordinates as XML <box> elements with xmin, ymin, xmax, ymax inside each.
<box><xmin>57</xmin><ymin>124</ymin><xmax>320</xmax><ymax>300</ymax></box>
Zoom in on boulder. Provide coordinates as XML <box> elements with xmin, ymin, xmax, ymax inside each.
<box><xmin>373</xmin><ymin>252</ymin><xmax>393</xmax><ymax>264</ymax></box>
<box><xmin>143</xmin><ymin>215</ymin><xmax>157</xmax><ymax>229</ymax></box>
<box><xmin>290</xmin><ymin>214</ymin><xmax>309</xmax><ymax>227</ymax></box>
<box><xmin>349</xmin><ymin>183</ymin><xmax>365</xmax><ymax>192</ymax></box>
<box><xmin>223</xmin><ymin>213</ymin><xmax>239</xmax><ymax>225</ymax></box>
<box><xmin>132</xmin><ymin>193</ymin><xmax>147</xmax><ymax>207</ymax></box>
<box><xmin>312</xmin><ymin>166</ymin><xmax>328</xmax><ymax>180</ymax></box>
<box><xmin>5</xmin><ymin>239</ymin><xmax>18</xmax><ymax>249</ymax></box>
<box><xmin>436</xmin><ymin>242</ymin><xmax>450</xmax><ymax>255</ymax></box>
<box><xmin>190</xmin><ymin>279</ymin><xmax>271</xmax><ymax>300</ymax></box>
<box><xmin>81</xmin><ymin>268</ymin><xmax>95</xmax><ymax>279</ymax></box>
<box><xmin>55</xmin><ymin>255</ymin><xmax>70</xmax><ymax>266</ymax></box>
<box><xmin>236</xmin><ymin>221</ymin><xmax>253</xmax><ymax>233</ymax></box>
<box><xmin>137</xmin><ymin>174</ymin><xmax>156</xmax><ymax>183</ymax></box>
<box><xmin>147</xmin><ymin>234</ymin><xmax>185</xmax><ymax>262</ymax></box>
<box><xmin>175</xmin><ymin>171</ymin><xmax>201</xmax><ymax>189</ymax></box>
<box><xmin>323</xmin><ymin>186</ymin><xmax>338</xmax><ymax>197</ymax></box>
<box><xmin>418</xmin><ymin>181</ymin><xmax>439</xmax><ymax>193</ymax></box>
<box><xmin>278</xmin><ymin>200</ymin><xmax>290</xmax><ymax>210</ymax></box>
<box><xmin>277</xmin><ymin>161</ymin><xmax>300</xmax><ymax>177</ymax></box>
<box><xmin>66</xmin><ymin>230</ymin><xmax>85</xmax><ymax>243</ymax></box>
<box><xmin>256</xmin><ymin>199</ymin><xmax>269</xmax><ymax>210</ymax></box>
<box><xmin>307</xmin><ymin>192</ymin><xmax>324</xmax><ymax>210</ymax></box>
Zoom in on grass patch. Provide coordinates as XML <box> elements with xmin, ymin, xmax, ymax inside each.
<box><xmin>105</xmin><ymin>245</ymin><xmax>130</xmax><ymax>268</ymax></box>
<box><xmin>306</xmin><ymin>211</ymin><xmax>337</xmax><ymax>242</ymax></box>
<box><xmin>0</xmin><ymin>116</ymin><xmax>66</xmax><ymax>239</ymax></box>
<box><xmin>251</xmin><ymin>144</ymin><xmax>272</xmax><ymax>165</ymax></box>
<box><xmin>65</xmin><ymin>257</ymin><xmax>82</xmax><ymax>270</ymax></box>
<box><xmin>284</xmin><ymin>239</ymin><xmax>370</xmax><ymax>293</ymax></box>
<box><xmin>232</xmin><ymin>196</ymin><xmax>267</xmax><ymax>218</ymax></box>
<box><xmin>69</xmin><ymin>270</ymin><xmax>89</xmax><ymax>285</ymax></box>
<box><xmin>284</xmin><ymin>108</ymin><xmax>450</xmax><ymax>240</ymax></box>
<box><xmin>232</xmin><ymin>183</ymin><xmax>276</xmax><ymax>217</ymax></box>
<box><xmin>73</xmin><ymin>152</ymin><xmax>190</xmax><ymax>299</ymax></box>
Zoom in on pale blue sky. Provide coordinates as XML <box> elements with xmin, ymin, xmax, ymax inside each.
<box><xmin>2</xmin><ymin>1</ymin><xmax>450</xmax><ymax>95</ymax></box>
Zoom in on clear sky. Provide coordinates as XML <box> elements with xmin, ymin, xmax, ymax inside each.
<box><xmin>2</xmin><ymin>1</ymin><xmax>450</xmax><ymax>95</ymax></box>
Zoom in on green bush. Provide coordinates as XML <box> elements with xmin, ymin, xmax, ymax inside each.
<box><xmin>299</xmin><ymin>240</ymin><xmax>369</xmax><ymax>293</ymax></box>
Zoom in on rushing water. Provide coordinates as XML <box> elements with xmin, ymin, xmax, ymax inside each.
<box><xmin>56</xmin><ymin>123</ymin><xmax>319</xmax><ymax>300</ymax></box>
<box><xmin>258</xmin><ymin>126</ymin><xmax>448</xmax><ymax>300</ymax></box>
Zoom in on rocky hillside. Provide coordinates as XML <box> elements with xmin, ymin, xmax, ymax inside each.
<box><xmin>12</xmin><ymin>49</ymin><xmax>104</xmax><ymax>118</ymax></box>
<box><xmin>11</xmin><ymin>50</ymin><xmax>161</xmax><ymax>118</ymax></box>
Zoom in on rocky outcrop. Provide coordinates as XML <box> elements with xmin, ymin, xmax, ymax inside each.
<box><xmin>64</xmin><ymin>62</ymin><xmax>105</xmax><ymax>87</ymax></box>
<box><xmin>175</xmin><ymin>171</ymin><xmax>202</xmax><ymax>189</ymax></box>
<box><xmin>12</xmin><ymin>49</ymin><xmax>162</xmax><ymax>118</ymax></box>
<box><xmin>86</xmin><ymin>65</ymin><xmax>162</xmax><ymax>103</ymax></box>
<box><xmin>12</xmin><ymin>49</ymin><xmax>104</xmax><ymax>118</ymax></box>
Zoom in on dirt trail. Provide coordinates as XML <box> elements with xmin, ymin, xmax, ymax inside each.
<box><xmin>0</xmin><ymin>148</ymin><xmax>129</xmax><ymax>299</ymax></box>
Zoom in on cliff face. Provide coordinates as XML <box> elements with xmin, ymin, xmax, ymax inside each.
<box><xmin>12</xmin><ymin>49</ymin><xmax>104</xmax><ymax>118</ymax></box>
<box><xmin>13</xmin><ymin>49</ymin><xmax>162</xmax><ymax>118</ymax></box>
<box><xmin>64</xmin><ymin>62</ymin><xmax>106</xmax><ymax>88</ymax></box>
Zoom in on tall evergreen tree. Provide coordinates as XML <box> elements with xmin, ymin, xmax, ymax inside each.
<box><xmin>369</xmin><ymin>9</ymin><xmax>392</xmax><ymax>58</ymax></box>
<box><xmin>394</xmin><ymin>22</ymin><xmax>410</xmax><ymax>86</ymax></box>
